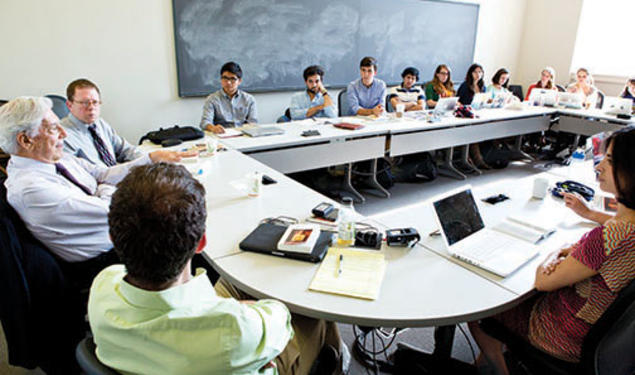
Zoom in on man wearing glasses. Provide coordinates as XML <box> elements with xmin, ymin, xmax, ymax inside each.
<box><xmin>200</xmin><ymin>61</ymin><xmax>258</xmax><ymax>134</ymax></box>
<box><xmin>61</xmin><ymin>79</ymin><xmax>142</xmax><ymax>167</ymax></box>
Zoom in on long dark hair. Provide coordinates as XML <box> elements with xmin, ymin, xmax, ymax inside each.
<box><xmin>430</xmin><ymin>64</ymin><xmax>454</xmax><ymax>94</ymax></box>
<box><xmin>604</xmin><ymin>128</ymin><xmax>635</xmax><ymax>209</ymax></box>
<box><xmin>621</xmin><ymin>78</ymin><xmax>635</xmax><ymax>97</ymax></box>
<box><xmin>491</xmin><ymin>68</ymin><xmax>510</xmax><ymax>88</ymax></box>
<box><xmin>464</xmin><ymin>63</ymin><xmax>484</xmax><ymax>91</ymax></box>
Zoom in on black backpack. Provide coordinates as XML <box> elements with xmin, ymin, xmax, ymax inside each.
<box><xmin>138</xmin><ymin>125</ymin><xmax>204</xmax><ymax>145</ymax></box>
<box><xmin>480</xmin><ymin>141</ymin><xmax>513</xmax><ymax>169</ymax></box>
<box><xmin>391</xmin><ymin>152</ymin><xmax>437</xmax><ymax>183</ymax></box>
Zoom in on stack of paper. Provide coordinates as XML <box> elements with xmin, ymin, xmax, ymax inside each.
<box><xmin>309</xmin><ymin>247</ymin><xmax>386</xmax><ymax>300</ymax></box>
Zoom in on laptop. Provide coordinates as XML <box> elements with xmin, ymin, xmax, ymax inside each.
<box><xmin>557</xmin><ymin>92</ymin><xmax>584</xmax><ymax>109</ymax></box>
<box><xmin>242</xmin><ymin>126</ymin><xmax>285</xmax><ymax>137</ymax></box>
<box><xmin>434</xmin><ymin>97</ymin><xmax>459</xmax><ymax>115</ymax></box>
<box><xmin>430</xmin><ymin>186</ymin><xmax>539</xmax><ymax>277</ymax></box>
<box><xmin>471</xmin><ymin>93</ymin><xmax>489</xmax><ymax>110</ymax></box>
<box><xmin>603</xmin><ymin>96</ymin><xmax>633</xmax><ymax>116</ymax></box>
<box><xmin>528</xmin><ymin>89</ymin><xmax>557</xmax><ymax>107</ymax></box>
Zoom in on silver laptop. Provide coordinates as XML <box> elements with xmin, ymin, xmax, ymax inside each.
<box><xmin>557</xmin><ymin>92</ymin><xmax>584</xmax><ymax>109</ymax></box>
<box><xmin>528</xmin><ymin>89</ymin><xmax>557</xmax><ymax>107</ymax></box>
<box><xmin>603</xmin><ymin>96</ymin><xmax>633</xmax><ymax>115</ymax></box>
<box><xmin>242</xmin><ymin>126</ymin><xmax>285</xmax><ymax>137</ymax></box>
<box><xmin>471</xmin><ymin>93</ymin><xmax>489</xmax><ymax>110</ymax></box>
<box><xmin>433</xmin><ymin>97</ymin><xmax>459</xmax><ymax>115</ymax></box>
<box><xmin>431</xmin><ymin>185</ymin><xmax>539</xmax><ymax>277</ymax></box>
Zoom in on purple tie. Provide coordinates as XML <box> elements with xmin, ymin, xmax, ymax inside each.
<box><xmin>55</xmin><ymin>163</ymin><xmax>93</xmax><ymax>195</ymax></box>
<box><xmin>88</xmin><ymin>124</ymin><xmax>116</xmax><ymax>167</ymax></box>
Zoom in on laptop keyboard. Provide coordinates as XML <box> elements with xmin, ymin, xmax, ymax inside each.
<box><xmin>465</xmin><ymin>233</ymin><xmax>514</xmax><ymax>262</ymax></box>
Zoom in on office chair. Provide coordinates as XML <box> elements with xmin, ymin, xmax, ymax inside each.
<box><xmin>556</xmin><ymin>84</ymin><xmax>566</xmax><ymax>92</ymax></box>
<box><xmin>508</xmin><ymin>85</ymin><xmax>524</xmax><ymax>101</ymax></box>
<box><xmin>76</xmin><ymin>336</ymin><xmax>120</xmax><ymax>375</ymax></box>
<box><xmin>276</xmin><ymin>108</ymin><xmax>291</xmax><ymax>123</ymax></box>
<box><xmin>595</xmin><ymin>90</ymin><xmax>604</xmax><ymax>109</ymax></box>
<box><xmin>337</xmin><ymin>88</ymin><xmax>348</xmax><ymax>117</ymax></box>
<box><xmin>481</xmin><ymin>278</ymin><xmax>635</xmax><ymax>375</ymax></box>
<box><xmin>385</xmin><ymin>94</ymin><xmax>394</xmax><ymax>113</ymax></box>
<box><xmin>0</xmin><ymin>99</ymin><xmax>8</xmax><ymax>107</ymax></box>
<box><xmin>0</xmin><ymin>172</ymin><xmax>84</xmax><ymax>374</ymax></box>
<box><xmin>45</xmin><ymin>94</ymin><xmax>70</xmax><ymax>119</ymax></box>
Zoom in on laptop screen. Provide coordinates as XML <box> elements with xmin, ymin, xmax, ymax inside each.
<box><xmin>433</xmin><ymin>188</ymin><xmax>485</xmax><ymax>246</ymax></box>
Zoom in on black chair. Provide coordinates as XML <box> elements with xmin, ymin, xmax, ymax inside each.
<box><xmin>76</xmin><ymin>336</ymin><xmax>120</xmax><ymax>375</ymax></box>
<box><xmin>45</xmin><ymin>94</ymin><xmax>70</xmax><ymax>119</ymax></box>
<box><xmin>337</xmin><ymin>88</ymin><xmax>349</xmax><ymax>117</ymax></box>
<box><xmin>481</xmin><ymin>278</ymin><xmax>635</xmax><ymax>375</ymax></box>
<box><xmin>556</xmin><ymin>84</ymin><xmax>566</xmax><ymax>92</ymax></box>
<box><xmin>385</xmin><ymin>93</ymin><xmax>395</xmax><ymax>113</ymax></box>
<box><xmin>276</xmin><ymin>108</ymin><xmax>291</xmax><ymax>123</ymax></box>
<box><xmin>596</xmin><ymin>90</ymin><xmax>605</xmax><ymax>109</ymax></box>
<box><xmin>0</xmin><ymin>99</ymin><xmax>8</xmax><ymax>107</ymax></box>
<box><xmin>508</xmin><ymin>85</ymin><xmax>524</xmax><ymax>101</ymax></box>
<box><xmin>0</xmin><ymin>172</ymin><xmax>85</xmax><ymax>374</ymax></box>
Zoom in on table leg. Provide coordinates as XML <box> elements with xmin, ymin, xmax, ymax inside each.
<box><xmin>459</xmin><ymin>145</ymin><xmax>482</xmax><ymax>175</ymax></box>
<box><xmin>344</xmin><ymin>163</ymin><xmax>365</xmax><ymax>203</ymax></box>
<box><xmin>438</xmin><ymin>147</ymin><xmax>467</xmax><ymax>180</ymax></box>
<box><xmin>368</xmin><ymin>158</ymin><xmax>391</xmax><ymax>198</ymax></box>
<box><xmin>511</xmin><ymin>135</ymin><xmax>534</xmax><ymax>161</ymax></box>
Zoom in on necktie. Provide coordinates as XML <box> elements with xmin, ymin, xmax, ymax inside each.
<box><xmin>88</xmin><ymin>124</ymin><xmax>116</xmax><ymax>166</ymax></box>
<box><xmin>55</xmin><ymin>163</ymin><xmax>93</xmax><ymax>195</ymax></box>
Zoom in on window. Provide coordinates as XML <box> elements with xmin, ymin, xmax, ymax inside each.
<box><xmin>570</xmin><ymin>0</ymin><xmax>634</xmax><ymax>78</ymax></box>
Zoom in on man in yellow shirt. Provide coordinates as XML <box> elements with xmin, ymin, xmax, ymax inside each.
<box><xmin>88</xmin><ymin>163</ymin><xmax>343</xmax><ymax>374</ymax></box>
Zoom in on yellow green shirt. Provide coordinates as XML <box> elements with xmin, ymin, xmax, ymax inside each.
<box><xmin>88</xmin><ymin>265</ymin><xmax>293</xmax><ymax>375</ymax></box>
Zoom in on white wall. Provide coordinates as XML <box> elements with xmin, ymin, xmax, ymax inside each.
<box><xmin>1</xmin><ymin>0</ymin><xmax>527</xmax><ymax>143</ymax></box>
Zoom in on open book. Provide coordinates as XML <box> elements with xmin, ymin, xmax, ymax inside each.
<box><xmin>493</xmin><ymin>216</ymin><xmax>557</xmax><ymax>244</ymax></box>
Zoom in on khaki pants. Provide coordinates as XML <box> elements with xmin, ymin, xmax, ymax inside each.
<box><xmin>214</xmin><ymin>277</ymin><xmax>341</xmax><ymax>375</ymax></box>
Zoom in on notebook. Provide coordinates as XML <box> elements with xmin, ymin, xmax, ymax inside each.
<box><xmin>242</xmin><ymin>126</ymin><xmax>285</xmax><ymax>137</ymax></box>
<box><xmin>239</xmin><ymin>222</ymin><xmax>332</xmax><ymax>262</ymax></box>
<box><xmin>309</xmin><ymin>247</ymin><xmax>386</xmax><ymax>300</ymax></box>
<box><xmin>431</xmin><ymin>186</ymin><xmax>539</xmax><ymax>277</ymax></box>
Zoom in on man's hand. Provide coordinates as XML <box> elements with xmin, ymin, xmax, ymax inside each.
<box><xmin>372</xmin><ymin>104</ymin><xmax>384</xmax><ymax>116</ymax></box>
<box><xmin>205</xmin><ymin>123</ymin><xmax>226</xmax><ymax>134</ymax></box>
<box><xmin>148</xmin><ymin>150</ymin><xmax>198</xmax><ymax>163</ymax></box>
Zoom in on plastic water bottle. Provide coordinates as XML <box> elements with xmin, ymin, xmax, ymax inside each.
<box><xmin>336</xmin><ymin>197</ymin><xmax>356</xmax><ymax>247</ymax></box>
<box><xmin>568</xmin><ymin>147</ymin><xmax>586</xmax><ymax>178</ymax></box>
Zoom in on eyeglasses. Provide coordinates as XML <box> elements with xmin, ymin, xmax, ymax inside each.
<box><xmin>73</xmin><ymin>100</ymin><xmax>102</xmax><ymax>108</ymax></box>
<box><xmin>438</xmin><ymin>71</ymin><xmax>449</xmax><ymax>76</ymax></box>
<box><xmin>221</xmin><ymin>76</ymin><xmax>239</xmax><ymax>83</ymax></box>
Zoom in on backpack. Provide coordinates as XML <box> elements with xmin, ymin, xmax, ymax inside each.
<box><xmin>391</xmin><ymin>152</ymin><xmax>438</xmax><ymax>183</ymax></box>
<box><xmin>480</xmin><ymin>141</ymin><xmax>513</xmax><ymax>169</ymax></box>
<box><xmin>138</xmin><ymin>125</ymin><xmax>204</xmax><ymax>145</ymax></box>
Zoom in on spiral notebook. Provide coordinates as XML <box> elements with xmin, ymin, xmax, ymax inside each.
<box><xmin>431</xmin><ymin>186</ymin><xmax>539</xmax><ymax>277</ymax></box>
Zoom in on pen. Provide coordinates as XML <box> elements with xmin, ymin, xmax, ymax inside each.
<box><xmin>337</xmin><ymin>254</ymin><xmax>343</xmax><ymax>277</ymax></box>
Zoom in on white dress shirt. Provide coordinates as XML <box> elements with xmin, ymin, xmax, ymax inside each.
<box><xmin>5</xmin><ymin>153</ymin><xmax>150</xmax><ymax>262</ymax></box>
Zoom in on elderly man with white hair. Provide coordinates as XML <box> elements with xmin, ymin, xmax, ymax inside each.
<box><xmin>0</xmin><ymin>96</ymin><xmax>190</xmax><ymax>286</ymax></box>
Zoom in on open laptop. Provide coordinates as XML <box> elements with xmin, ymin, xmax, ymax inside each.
<box><xmin>557</xmin><ymin>92</ymin><xmax>584</xmax><ymax>109</ymax></box>
<box><xmin>433</xmin><ymin>97</ymin><xmax>459</xmax><ymax>116</ymax></box>
<box><xmin>430</xmin><ymin>186</ymin><xmax>539</xmax><ymax>277</ymax></box>
<box><xmin>471</xmin><ymin>93</ymin><xmax>489</xmax><ymax>110</ymax></box>
<box><xmin>242</xmin><ymin>126</ymin><xmax>285</xmax><ymax>137</ymax></box>
<box><xmin>528</xmin><ymin>88</ymin><xmax>557</xmax><ymax>107</ymax></box>
<box><xmin>603</xmin><ymin>96</ymin><xmax>633</xmax><ymax>116</ymax></box>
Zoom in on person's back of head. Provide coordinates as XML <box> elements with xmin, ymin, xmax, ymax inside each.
<box><xmin>108</xmin><ymin>163</ymin><xmax>207</xmax><ymax>289</ymax></box>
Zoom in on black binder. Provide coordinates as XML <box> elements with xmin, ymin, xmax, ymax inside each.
<box><xmin>239</xmin><ymin>222</ymin><xmax>332</xmax><ymax>263</ymax></box>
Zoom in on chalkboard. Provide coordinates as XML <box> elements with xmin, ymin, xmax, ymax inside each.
<box><xmin>172</xmin><ymin>0</ymin><xmax>479</xmax><ymax>97</ymax></box>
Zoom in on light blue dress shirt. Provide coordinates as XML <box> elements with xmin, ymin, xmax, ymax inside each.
<box><xmin>5</xmin><ymin>153</ymin><xmax>150</xmax><ymax>261</ymax></box>
<box><xmin>346</xmin><ymin>78</ymin><xmax>387</xmax><ymax>116</ymax></box>
<box><xmin>89</xmin><ymin>265</ymin><xmax>293</xmax><ymax>375</ymax></box>
<box><xmin>289</xmin><ymin>91</ymin><xmax>337</xmax><ymax>120</ymax></box>
<box><xmin>61</xmin><ymin>113</ymin><xmax>142</xmax><ymax>168</ymax></box>
<box><xmin>200</xmin><ymin>89</ymin><xmax>258</xmax><ymax>129</ymax></box>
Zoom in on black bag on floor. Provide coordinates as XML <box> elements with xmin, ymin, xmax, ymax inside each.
<box><xmin>480</xmin><ymin>141</ymin><xmax>513</xmax><ymax>169</ymax></box>
<box><xmin>391</xmin><ymin>152</ymin><xmax>437</xmax><ymax>183</ymax></box>
<box><xmin>352</xmin><ymin>158</ymin><xmax>395</xmax><ymax>190</ymax></box>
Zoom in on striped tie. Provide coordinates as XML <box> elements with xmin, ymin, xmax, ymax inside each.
<box><xmin>55</xmin><ymin>163</ymin><xmax>93</xmax><ymax>195</ymax></box>
<box><xmin>88</xmin><ymin>124</ymin><xmax>116</xmax><ymax>166</ymax></box>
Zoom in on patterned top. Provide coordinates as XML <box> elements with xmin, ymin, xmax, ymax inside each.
<box><xmin>528</xmin><ymin>221</ymin><xmax>635</xmax><ymax>362</ymax></box>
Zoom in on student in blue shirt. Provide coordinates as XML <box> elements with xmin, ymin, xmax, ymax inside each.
<box><xmin>346</xmin><ymin>56</ymin><xmax>386</xmax><ymax>116</ymax></box>
<box><xmin>289</xmin><ymin>65</ymin><xmax>337</xmax><ymax>120</ymax></box>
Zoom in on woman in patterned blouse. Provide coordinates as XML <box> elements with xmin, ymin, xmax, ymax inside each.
<box><xmin>469</xmin><ymin>127</ymin><xmax>635</xmax><ymax>374</ymax></box>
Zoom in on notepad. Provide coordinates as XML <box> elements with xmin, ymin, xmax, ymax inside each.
<box><xmin>309</xmin><ymin>247</ymin><xmax>386</xmax><ymax>300</ymax></box>
<box><xmin>215</xmin><ymin>128</ymin><xmax>243</xmax><ymax>138</ymax></box>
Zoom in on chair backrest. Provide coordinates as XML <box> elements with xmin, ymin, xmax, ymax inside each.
<box><xmin>276</xmin><ymin>108</ymin><xmax>291</xmax><ymax>123</ymax></box>
<box><xmin>45</xmin><ymin>94</ymin><xmax>70</xmax><ymax>119</ymax></box>
<box><xmin>0</xmin><ymin>99</ymin><xmax>8</xmax><ymax>107</ymax></box>
<box><xmin>581</xmin><ymin>278</ymin><xmax>635</xmax><ymax>375</ymax></box>
<box><xmin>338</xmin><ymin>88</ymin><xmax>349</xmax><ymax>117</ymax></box>
<box><xmin>76</xmin><ymin>336</ymin><xmax>120</xmax><ymax>375</ymax></box>
<box><xmin>556</xmin><ymin>84</ymin><xmax>566</xmax><ymax>92</ymax></box>
<box><xmin>385</xmin><ymin>94</ymin><xmax>394</xmax><ymax>113</ymax></box>
<box><xmin>596</xmin><ymin>90</ymin><xmax>605</xmax><ymax>109</ymax></box>
<box><xmin>508</xmin><ymin>85</ymin><xmax>524</xmax><ymax>101</ymax></box>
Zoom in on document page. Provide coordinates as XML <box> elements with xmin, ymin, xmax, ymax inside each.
<box><xmin>309</xmin><ymin>247</ymin><xmax>386</xmax><ymax>300</ymax></box>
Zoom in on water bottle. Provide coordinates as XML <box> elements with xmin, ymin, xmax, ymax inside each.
<box><xmin>336</xmin><ymin>197</ymin><xmax>356</xmax><ymax>247</ymax></box>
<box><xmin>568</xmin><ymin>147</ymin><xmax>586</xmax><ymax>179</ymax></box>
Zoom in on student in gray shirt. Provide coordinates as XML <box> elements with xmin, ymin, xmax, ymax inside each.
<box><xmin>200</xmin><ymin>62</ymin><xmax>258</xmax><ymax>134</ymax></box>
<box><xmin>61</xmin><ymin>79</ymin><xmax>142</xmax><ymax>167</ymax></box>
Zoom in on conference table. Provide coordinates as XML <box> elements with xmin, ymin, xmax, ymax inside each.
<box><xmin>141</xmin><ymin>104</ymin><xmax>627</xmax><ymax>369</ymax></box>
